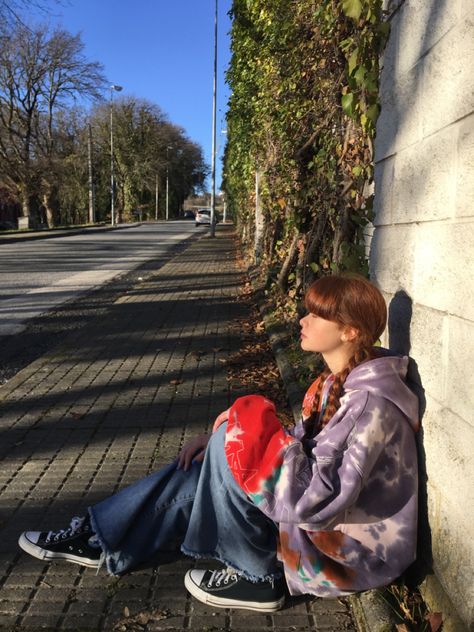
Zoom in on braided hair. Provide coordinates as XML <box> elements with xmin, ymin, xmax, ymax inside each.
<box><xmin>302</xmin><ymin>274</ymin><xmax>387</xmax><ymax>440</ymax></box>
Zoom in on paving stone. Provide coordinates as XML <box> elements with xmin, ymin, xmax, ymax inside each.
<box><xmin>227</xmin><ymin>612</ymin><xmax>273</xmax><ymax>628</ymax></box>
<box><xmin>0</xmin><ymin>615</ymin><xmax>20</xmax><ymax>629</ymax></box>
<box><xmin>59</xmin><ymin>614</ymin><xmax>103</xmax><ymax>630</ymax></box>
<box><xmin>20</xmin><ymin>612</ymin><xmax>62</xmax><ymax>628</ymax></box>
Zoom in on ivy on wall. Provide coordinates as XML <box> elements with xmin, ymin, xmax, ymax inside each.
<box><xmin>224</xmin><ymin>0</ymin><xmax>388</xmax><ymax>318</ymax></box>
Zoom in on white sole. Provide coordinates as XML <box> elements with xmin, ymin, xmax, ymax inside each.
<box><xmin>184</xmin><ymin>573</ymin><xmax>285</xmax><ymax>612</ymax></box>
<box><xmin>18</xmin><ymin>533</ymin><xmax>100</xmax><ymax>568</ymax></box>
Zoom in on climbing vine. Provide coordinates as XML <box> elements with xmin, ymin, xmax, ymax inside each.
<box><xmin>224</xmin><ymin>0</ymin><xmax>388</xmax><ymax>320</ymax></box>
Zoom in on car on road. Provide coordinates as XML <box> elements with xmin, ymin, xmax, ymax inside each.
<box><xmin>195</xmin><ymin>209</ymin><xmax>212</xmax><ymax>227</ymax></box>
<box><xmin>183</xmin><ymin>210</ymin><xmax>195</xmax><ymax>220</ymax></box>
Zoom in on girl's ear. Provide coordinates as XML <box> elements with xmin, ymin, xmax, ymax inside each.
<box><xmin>341</xmin><ymin>326</ymin><xmax>359</xmax><ymax>343</ymax></box>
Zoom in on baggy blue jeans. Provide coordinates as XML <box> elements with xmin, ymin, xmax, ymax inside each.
<box><xmin>89</xmin><ymin>424</ymin><xmax>280</xmax><ymax>581</ymax></box>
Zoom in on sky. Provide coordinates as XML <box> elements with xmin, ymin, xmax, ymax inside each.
<box><xmin>26</xmin><ymin>0</ymin><xmax>233</xmax><ymax>190</ymax></box>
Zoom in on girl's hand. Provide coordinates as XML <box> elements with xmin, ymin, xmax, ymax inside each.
<box><xmin>177</xmin><ymin>434</ymin><xmax>210</xmax><ymax>471</ymax></box>
<box><xmin>212</xmin><ymin>408</ymin><xmax>230</xmax><ymax>433</ymax></box>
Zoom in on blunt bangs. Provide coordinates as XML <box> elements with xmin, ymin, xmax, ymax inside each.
<box><xmin>304</xmin><ymin>276</ymin><xmax>344</xmax><ymax>323</ymax></box>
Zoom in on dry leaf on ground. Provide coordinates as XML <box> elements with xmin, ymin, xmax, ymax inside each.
<box><xmin>425</xmin><ymin>612</ymin><xmax>443</xmax><ymax>632</ymax></box>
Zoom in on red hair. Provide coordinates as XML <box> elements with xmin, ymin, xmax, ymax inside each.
<box><xmin>303</xmin><ymin>274</ymin><xmax>387</xmax><ymax>432</ymax></box>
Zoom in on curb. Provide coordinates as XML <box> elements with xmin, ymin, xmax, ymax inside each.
<box><xmin>248</xmin><ymin>270</ymin><xmax>398</xmax><ymax>632</ymax></box>
<box><xmin>350</xmin><ymin>591</ymin><xmax>397</xmax><ymax>632</ymax></box>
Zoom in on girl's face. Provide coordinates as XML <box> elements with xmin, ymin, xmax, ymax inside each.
<box><xmin>299</xmin><ymin>312</ymin><xmax>348</xmax><ymax>354</ymax></box>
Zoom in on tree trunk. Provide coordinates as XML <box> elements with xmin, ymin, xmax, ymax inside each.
<box><xmin>42</xmin><ymin>188</ymin><xmax>56</xmax><ymax>229</ymax></box>
<box><xmin>254</xmin><ymin>169</ymin><xmax>265</xmax><ymax>264</ymax></box>
<box><xmin>277</xmin><ymin>232</ymin><xmax>299</xmax><ymax>293</ymax></box>
<box><xmin>19</xmin><ymin>183</ymin><xmax>31</xmax><ymax>218</ymax></box>
<box><xmin>295</xmin><ymin>232</ymin><xmax>307</xmax><ymax>294</ymax></box>
<box><xmin>332</xmin><ymin>206</ymin><xmax>355</xmax><ymax>267</ymax></box>
<box><xmin>116</xmin><ymin>183</ymin><xmax>125</xmax><ymax>224</ymax></box>
<box><xmin>304</xmin><ymin>211</ymin><xmax>329</xmax><ymax>285</ymax></box>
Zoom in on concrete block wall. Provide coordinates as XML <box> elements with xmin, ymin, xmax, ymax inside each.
<box><xmin>369</xmin><ymin>1</ymin><xmax>474</xmax><ymax>630</ymax></box>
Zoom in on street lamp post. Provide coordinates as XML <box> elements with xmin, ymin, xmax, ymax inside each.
<box><xmin>110</xmin><ymin>84</ymin><xmax>123</xmax><ymax>226</ymax></box>
<box><xmin>87</xmin><ymin>122</ymin><xmax>95</xmax><ymax>224</ymax></box>
<box><xmin>210</xmin><ymin>0</ymin><xmax>218</xmax><ymax>237</ymax></box>
<box><xmin>166</xmin><ymin>145</ymin><xmax>172</xmax><ymax>221</ymax></box>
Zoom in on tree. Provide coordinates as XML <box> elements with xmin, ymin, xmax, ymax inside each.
<box><xmin>0</xmin><ymin>22</ymin><xmax>106</xmax><ymax>225</ymax></box>
<box><xmin>0</xmin><ymin>0</ymin><xmax>63</xmax><ymax>26</ymax></box>
<box><xmin>88</xmin><ymin>97</ymin><xmax>208</xmax><ymax>222</ymax></box>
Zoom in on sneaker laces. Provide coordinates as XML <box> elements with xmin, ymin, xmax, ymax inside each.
<box><xmin>207</xmin><ymin>567</ymin><xmax>239</xmax><ymax>588</ymax></box>
<box><xmin>45</xmin><ymin>516</ymin><xmax>88</xmax><ymax>544</ymax></box>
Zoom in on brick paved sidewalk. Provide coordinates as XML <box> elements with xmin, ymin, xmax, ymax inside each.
<box><xmin>0</xmin><ymin>226</ymin><xmax>357</xmax><ymax>631</ymax></box>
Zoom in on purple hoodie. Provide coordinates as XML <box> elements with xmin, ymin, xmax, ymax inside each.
<box><xmin>224</xmin><ymin>353</ymin><xmax>419</xmax><ymax>596</ymax></box>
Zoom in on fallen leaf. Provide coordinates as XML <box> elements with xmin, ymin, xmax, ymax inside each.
<box><xmin>190</xmin><ymin>350</ymin><xmax>207</xmax><ymax>359</ymax></box>
<box><xmin>395</xmin><ymin>625</ymin><xmax>410</xmax><ymax>632</ymax></box>
<box><xmin>425</xmin><ymin>612</ymin><xmax>443</xmax><ymax>632</ymax></box>
<box><xmin>169</xmin><ymin>379</ymin><xmax>182</xmax><ymax>385</ymax></box>
<box><xmin>123</xmin><ymin>606</ymin><xmax>130</xmax><ymax>618</ymax></box>
<box><xmin>40</xmin><ymin>580</ymin><xmax>52</xmax><ymax>588</ymax></box>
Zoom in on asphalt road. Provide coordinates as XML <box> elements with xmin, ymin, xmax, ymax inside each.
<box><xmin>0</xmin><ymin>222</ymin><xmax>198</xmax><ymax>337</ymax></box>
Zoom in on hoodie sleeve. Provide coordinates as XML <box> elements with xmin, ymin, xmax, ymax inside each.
<box><xmin>224</xmin><ymin>393</ymin><xmax>395</xmax><ymax>527</ymax></box>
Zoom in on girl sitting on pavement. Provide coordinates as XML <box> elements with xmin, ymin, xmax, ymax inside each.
<box><xmin>18</xmin><ymin>274</ymin><xmax>419</xmax><ymax>613</ymax></box>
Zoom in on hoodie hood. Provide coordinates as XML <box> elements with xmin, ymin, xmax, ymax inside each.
<box><xmin>343</xmin><ymin>350</ymin><xmax>420</xmax><ymax>431</ymax></box>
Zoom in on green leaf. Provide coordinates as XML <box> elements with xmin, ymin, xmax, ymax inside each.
<box><xmin>288</xmin><ymin>272</ymin><xmax>295</xmax><ymax>281</ymax></box>
<box><xmin>354</xmin><ymin>65</ymin><xmax>366</xmax><ymax>85</ymax></box>
<box><xmin>310</xmin><ymin>262</ymin><xmax>319</xmax><ymax>273</ymax></box>
<box><xmin>352</xmin><ymin>165</ymin><xmax>363</xmax><ymax>177</ymax></box>
<box><xmin>378</xmin><ymin>21</ymin><xmax>391</xmax><ymax>37</ymax></box>
<box><xmin>342</xmin><ymin>0</ymin><xmax>363</xmax><ymax>20</ymax></box>
<box><xmin>367</xmin><ymin>103</ymin><xmax>380</xmax><ymax>123</ymax></box>
<box><xmin>348</xmin><ymin>49</ymin><xmax>359</xmax><ymax>75</ymax></box>
<box><xmin>341</xmin><ymin>92</ymin><xmax>354</xmax><ymax>116</ymax></box>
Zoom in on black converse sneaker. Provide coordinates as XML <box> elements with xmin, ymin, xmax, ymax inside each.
<box><xmin>18</xmin><ymin>516</ymin><xmax>102</xmax><ymax>568</ymax></box>
<box><xmin>184</xmin><ymin>567</ymin><xmax>285</xmax><ymax>612</ymax></box>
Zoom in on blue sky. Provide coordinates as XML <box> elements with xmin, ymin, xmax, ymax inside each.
<box><xmin>28</xmin><ymin>0</ymin><xmax>233</xmax><ymax>190</ymax></box>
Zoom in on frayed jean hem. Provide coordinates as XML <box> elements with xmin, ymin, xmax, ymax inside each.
<box><xmin>180</xmin><ymin>544</ymin><xmax>282</xmax><ymax>583</ymax></box>
<box><xmin>88</xmin><ymin>507</ymin><xmax>121</xmax><ymax>576</ymax></box>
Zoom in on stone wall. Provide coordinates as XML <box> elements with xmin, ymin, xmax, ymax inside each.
<box><xmin>369</xmin><ymin>1</ymin><xmax>474</xmax><ymax>629</ymax></box>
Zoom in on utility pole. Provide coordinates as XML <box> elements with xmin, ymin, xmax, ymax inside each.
<box><xmin>166</xmin><ymin>166</ymin><xmax>169</xmax><ymax>221</ymax></box>
<box><xmin>155</xmin><ymin>173</ymin><xmax>159</xmax><ymax>220</ymax></box>
<box><xmin>166</xmin><ymin>145</ymin><xmax>172</xmax><ymax>220</ymax></box>
<box><xmin>110</xmin><ymin>84</ymin><xmax>122</xmax><ymax>226</ymax></box>
<box><xmin>87</xmin><ymin>123</ymin><xmax>95</xmax><ymax>224</ymax></box>
<box><xmin>210</xmin><ymin>0</ymin><xmax>218</xmax><ymax>237</ymax></box>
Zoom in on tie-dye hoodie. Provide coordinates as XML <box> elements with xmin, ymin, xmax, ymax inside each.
<box><xmin>224</xmin><ymin>353</ymin><xmax>419</xmax><ymax>597</ymax></box>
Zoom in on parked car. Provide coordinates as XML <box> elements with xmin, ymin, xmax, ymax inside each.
<box><xmin>183</xmin><ymin>210</ymin><xmax>195</xmax><ymax>219</ymax></box>
<box><xmin>0</xmin><ymin>221</ymin><xmax>16</xmax><ymax>231</ymax></box>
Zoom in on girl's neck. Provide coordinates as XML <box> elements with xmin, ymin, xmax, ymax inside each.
<box><xmin>322</xmin><ymin>346</ymin><xmax>355</xmax><ymax>375</ymax></box>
